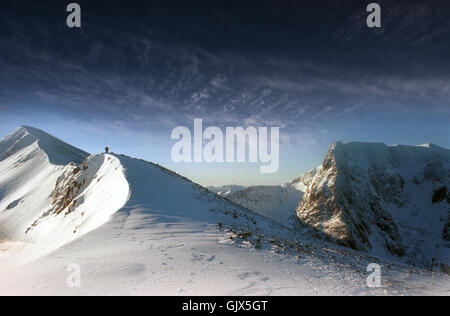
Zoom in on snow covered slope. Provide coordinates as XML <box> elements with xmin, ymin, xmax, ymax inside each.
<box><xmin>0</xmin><ymin>128</ymin><xmax>448</xmax><ymax>295</ymax></box>
<box><xmin>296</xmin><ymin>142</ymin><xmax>450</xmax><ymax>272</ymax></box>
<box><xmin>0</xmin><ymin>127</ymin><xmax>128</xmax><ymax>267</ymax></box>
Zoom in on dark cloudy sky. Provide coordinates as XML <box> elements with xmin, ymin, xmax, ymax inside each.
<box><xmin>0</xmin><ymin>0</ymin><xmax>449</xmax><ymax>185</ymax></box>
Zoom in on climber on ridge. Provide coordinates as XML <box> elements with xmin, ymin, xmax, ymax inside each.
<box><xmin>105</xmin><ymin>146</ymin><xmax>109</xmax><ymax>154</ymax></box>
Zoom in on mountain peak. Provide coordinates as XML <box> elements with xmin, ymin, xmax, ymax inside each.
<box><xmin>1</xmin><ymin>126</ymin><xmax>89</xmax><ymax>165</ymax></box>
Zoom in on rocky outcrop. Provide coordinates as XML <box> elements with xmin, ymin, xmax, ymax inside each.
<box><xmin>296</xmin><ymin>142</ymin><xmax>450</xmax><ymax>269</ymax></box>
<box><xmin>51</xmin><ymin>162</ymin><xmax>89</xmax><ymax>216</ymax></box>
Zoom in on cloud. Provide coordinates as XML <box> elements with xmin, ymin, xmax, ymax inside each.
<box><xmin>1</xmin><ymin>0</ymin><xmax>449</xmax><ymax>150</ymax></box>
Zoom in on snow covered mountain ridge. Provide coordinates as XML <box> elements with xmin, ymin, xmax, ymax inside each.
<box><xmin>0</xmin><ymin>127</ymin><xmax>448</xmax><ymax>295</ymax></box>
<box><xmin>296</xmin><ymin>141</ymin><xmax>450</xmax><ymax>272</ymax></box>
<box><xmin>0</xmin><ymin>126</ymin><xmax>306</xmax><ymax>280</ymax></box>
<box><xmin>0</xmin><ymin>126</ymin><xmax>128</xmax><ymax>265</ymax></box>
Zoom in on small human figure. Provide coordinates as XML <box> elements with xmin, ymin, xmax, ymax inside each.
<box><xmin>105</xmin><ymin>146</ymin><xmax>109</xmax><ymax>154</ymax></box>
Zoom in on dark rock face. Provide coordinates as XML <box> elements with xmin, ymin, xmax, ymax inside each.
<box><xmin>296</xmin><ymin>142</ymin><xmax>450</xmax><ymax>269</ymax></box>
